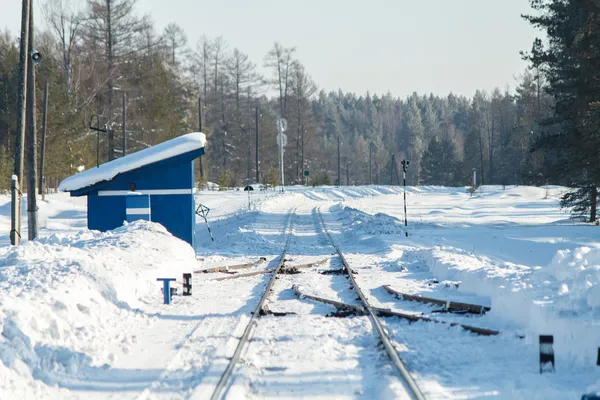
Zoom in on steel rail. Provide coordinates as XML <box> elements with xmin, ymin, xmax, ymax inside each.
<box><xmin>210</xmin><ymin>207</ymin><xmax>296</xmax><ymax>400</ymax></box>
<box><xmin>317</xmin><ymin>207</ymin><xmax>426</xmax><ymax>400</ymax></box>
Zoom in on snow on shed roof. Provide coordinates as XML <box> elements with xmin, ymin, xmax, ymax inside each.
<box><xmin>59</xmin><ymin>132</ymin><xmax>206</xmax><ymax>192</ymax></box>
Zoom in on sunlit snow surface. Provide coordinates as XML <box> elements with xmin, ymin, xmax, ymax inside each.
<box><xmin>0</xmin><ymin>185</ymin><xmax>599</xmax><ymax>399</ymax></box>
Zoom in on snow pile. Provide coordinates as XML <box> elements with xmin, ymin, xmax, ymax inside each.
<box><xmin>0</xmin><ymin>221</ymin><xmax>197</xmax><ymax>398</ymax></box>
<box><xmin>409</xmin><ymin>245</ymin><xmax>600</xmax><ymax>365</ymax></box>
<box><xmin>59</xmin><ymin>132</ymin><xmax>206</xmax><ymax>192</ymax></box>
<box><xmin>542</xmin><ymin>247</ymin><xmax>600</xmax><ymax>313</ymax></box>
<box><xmin>343</xmin><ymin>206</ymin><xmax>406</xmax><ymax>235</ymax></box>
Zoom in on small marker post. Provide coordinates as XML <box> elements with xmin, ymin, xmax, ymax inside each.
<box><xmin>539</xmin><ymin>335</ymin><xmax>555</xmax><ymax>373</ymax></box>
<box><xmin>183</xmin><ymin>273</ymin><xmax>192</xmax><ymax>296</ymax></box>
<box><xmin>157</xmin><ymin>278</ymin><xmax>176</xmax><ymax>304</ymax></box>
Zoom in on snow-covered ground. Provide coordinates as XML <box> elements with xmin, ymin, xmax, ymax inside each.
<box><xmin>0</xmin><ymin>185</ymin><xmax>599</xmax><ymax>399</ymax></box>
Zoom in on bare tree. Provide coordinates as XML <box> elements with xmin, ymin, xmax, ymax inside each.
<box><xmin>162</xmin><ymin>22</ymin><xmax>187</xmax><ymax>66</ymax></box>
<box><xmin>83</xmin><ymin>0</ymin><xmax>149</xmax><ymax>160</ymax></box>
<box><xmin>290</xmin><ymin>60</ymin><xmax>316</xmax><ymax>181</ymax></box>
<box><xmin>226</xmin><ymin>48</ymin><xmax>259</xmax><ymax>110</ymax></box>
<box><xmin>43</xmin><ymin>0</ymin><xmax>82</xmax><ymax>95</ymax></box>
<box><xmin>194</xmin><ymin>35</ymin><xmax>212</xmax><ymax>109</ymax></box>
<box><xmin>264</xmin><ymin>42</ymin><xmax>295</xmax><ymax>117</ymax></box>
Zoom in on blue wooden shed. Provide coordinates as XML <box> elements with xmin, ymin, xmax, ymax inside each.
<box><xmin>59</xmin><ymin>132</ymin><xmax>206</xmax><ymax>246</ymax></box>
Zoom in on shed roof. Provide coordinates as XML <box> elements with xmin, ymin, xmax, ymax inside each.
<box><xmin>59</xmin><ymin>132</ymin><xmax>206</xmax><ymax>192</ymax></box>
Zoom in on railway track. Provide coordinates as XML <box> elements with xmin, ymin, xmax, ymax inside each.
<box><xmin>209</xmin><ymin>205</ymin><xmax>427</xmax><ymax>400</ymax></box>
<box><xmin>209</xmin><ymin>207</ymin><xmax>297</xmax><ymax>400</ymax></box>
<box><xmin>315</xmin><ymin>207</ymin><xmax>426</xmax><ymax>400</ymax></box>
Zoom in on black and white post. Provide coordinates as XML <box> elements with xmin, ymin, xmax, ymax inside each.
<box><xmin>401</xmin><ymin>159</ymin><xmax>409</xmax><ymax>237</ymax></box>
<box><xmin>539</xmin><ymin>335</ymin><xmax>555</xmax><ymax>373</ymax></box>
<box><xmin>182</xmin><ymin>273</ymin><xmax>192</xmax><ymax>296</ymax></box>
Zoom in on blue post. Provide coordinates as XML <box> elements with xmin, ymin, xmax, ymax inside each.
<box><xmin>126</xmin><ymin>192</ymin><xmax>151</xmax><ymax>222</ymax></box>
<box><xmin>156</xmin><ymin>278</ymin><xmax>176</xmax><ymax>304</ymax></box>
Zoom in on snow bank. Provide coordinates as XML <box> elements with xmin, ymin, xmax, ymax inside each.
<box><xmin>543</xmin><ymin>247</ymin><xmax>600</xmax><ymax>312</ymax></box>
<box><xmin>408</xmin><ymin>245</ymin><xmax>600</xmax><ymax>366</ymax></box>
<box><xmin>0</xmin><ymin>221</ymin><xmax>197</xmax><ymax>399</ymax></box>
<box><xmin>343</xmin><ymin>206</ymin><xmax>406</xmax><ymax>235</ymax></box>
<box><xmin>59</xmin><ymin>132</ymin><xmax>206</xmax><ymax>192</ymax></box>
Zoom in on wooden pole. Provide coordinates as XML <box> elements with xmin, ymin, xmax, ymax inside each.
<box><xmin>26</xmin><ymin>4</ymin><xmax>38</xmax><ymax>240</ymax></box>
<box><xmin>122</xmin><ymin>91</ymin><xmax>126</xmax><ymax>156</ymax></box>
<box><xmin>255</xmin><ymin>106</ymin><xmax>259</xmax><ymax>183</ymax></box>
<box><xmin>12</xmin><ymin>0</ymin><xmax>30</xmax><ymax>245</ymax></box>
<box><xmin>337</xmin><ymin>136</ymin><xmax>340</xmax><ymax>186</ymax></box>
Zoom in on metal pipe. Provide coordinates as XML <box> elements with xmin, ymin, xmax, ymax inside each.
<box><xmin>39</xmin><ymin>82</ymin><xmax>48</xmax><ymax>199</ymax></box>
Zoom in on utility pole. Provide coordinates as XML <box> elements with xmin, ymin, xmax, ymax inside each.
<box><xmin>255</xmin><ymin>106</ymin><xmax>259</xmax><ymax>183</ymax></box>
<box><xmin>106</xmin><ymin>0</ymin><xmax>115</xmax><ymax>161</ymax></box>
<box><xmin>369</xmin><ymin>144</ymin><xmax>373</xmax><ymax>185</ymax></box>
<box><xmin>11</xmin><ymin>0</ymin><xmax>30</xmax><ymax>245</ymax></box>
<box><xmin>346</xmin><ymin>161</ymin><xmax>350</xmax><ymax>186</ymax></box>
<box><xmin>247</xmin><ymin>148</ymin><xmax>252</xmax><ymax>182</ymax></box>
<box><xmin>39</xmin><ymin>82</ymin><xmax>48</xmax><ymax>200</ymax></box>
<box><xmin>26</xmin><ymin>5</ymin><xmax>38</xmax><ymax>241</ymax></box>
<box><xmin>337</xmin><ymin>136</ymin><xmax>340</xmax><ymax>186</ymax></box>
<box><xmin>390</xmin><ymin>154</ymin><xmax>395</xmax><ymax>185</ymax></box>
<box><xmin>122</xmin><ymin>91</ymin><xmax>126</xmax><ymax>156</ymax></box>
<box><xmin>300</xmin><ymin>124</ymin><xmax>304</xmax><ymax>183</ymax></box>
<box><xmin>198</xmin><ymin>97</ymin><xmax>204</xmax><ymax>181</ymax></box>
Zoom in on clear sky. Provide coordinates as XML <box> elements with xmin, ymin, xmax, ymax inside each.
<box><xmin>0</xmin><ymin>0</ymin><xmax>541</xmax><ymax>98</ymax></box>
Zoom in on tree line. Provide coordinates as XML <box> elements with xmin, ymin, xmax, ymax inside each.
<box><xmin>0</xmin><ymin>0</ymin><xmax>596</xmax><ymax>220</ymax></box>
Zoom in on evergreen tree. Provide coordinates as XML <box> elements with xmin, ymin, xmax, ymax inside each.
<box><xmin>523</xmin><ymin>0</ymin><xmax>600</xmax><ymax>221</ymax></box>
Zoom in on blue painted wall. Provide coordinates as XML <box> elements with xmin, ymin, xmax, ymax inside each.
<box><xmin>72</xmin><ymin>148</ymin><xmax>203</xmax><ymax>246</ymax></box>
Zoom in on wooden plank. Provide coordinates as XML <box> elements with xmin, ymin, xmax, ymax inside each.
<box><xmin>214</xmin><ymin>268</ymin><xmax>274</xmax><ymax>281</ymax></box>
<box><xmin>195</xmin><ymin>257</ymin><xmax>267</xmax><ymax>274</ymax></box>
<box><xmin>288</xmin><ymin>258</ymin><xmax>328</xmax><ymax>270</ymax></box>
<box><xmin>372</xmin><ymin>307</ymin><xmax>500</xmax><ymax>336</ymax></box>
<box><xmin>292</xmin><ymin>285</ymin><xmax>366</xmax><ymax>314</ymax></box>
<box><xmin>293</xmin><ymin>285</ymin><xmax>499</xmax><ymax>336</ymax></box>
<box><xmin>383</xmin><ymin>285</ymin><xmax>491</xmax><ymax>314</ymax></box>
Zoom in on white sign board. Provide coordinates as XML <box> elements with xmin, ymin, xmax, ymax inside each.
<box><xmin>276</xmin><ymin>133</ymin><xmax>288</xmax><ymax>148</ymax></box>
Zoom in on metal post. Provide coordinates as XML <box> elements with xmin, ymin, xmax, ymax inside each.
<box><xmin>39</xmin><ymin>82</ymin><xmax>48</xmax><ymax>200</ymax></box>
<box><xmin>402</xmin><ymin>160</ymin><xmax>409</xmax><ymax>237</ymax></box>
<box><xmin>255</xmin><ymin>106</ymin><xmax>259</xmax><ymax>183</ymax></box>
<box><xmin>122</xmin><ymin>91</ymin><xmax>126</xmax><ymax>156</ymax></box>
<box><xmin>26</xmin><ymin>4</ymin><xmax>38</xmax><ymax>240</ymax></box>
<box><xmin>247</xmin><ymin>148</ymin><xmax>251</xmax><ymax>183</ymax></box>
<box><xmin>10</xmin><ymin>176</ymin><xmax>21</xmax><ymax>245</ymax></box>
<box><xmin>337</xmin><ymin>136</ymin><xmax>340</xmax><ymax>186</ymax></box>
<box><xmin>12</xmin><ymin>0</ymin><xmax>30</xmax><ymax>245</ymax></box>
<box><xmin>473</xmin><ymin>168</ymin><xmax>477</xmax><ymax>187</ymax></box>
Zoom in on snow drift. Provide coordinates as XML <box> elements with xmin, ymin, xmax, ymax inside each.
<box><xmin>410</xmin><ymin>245</ymin><xmax>600</xmax><ymax>366</ymax></box>
<box><xmin>0</xmin><ymin>221</ymin><xmax>197</xmax><ymax>399</ymax></box>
